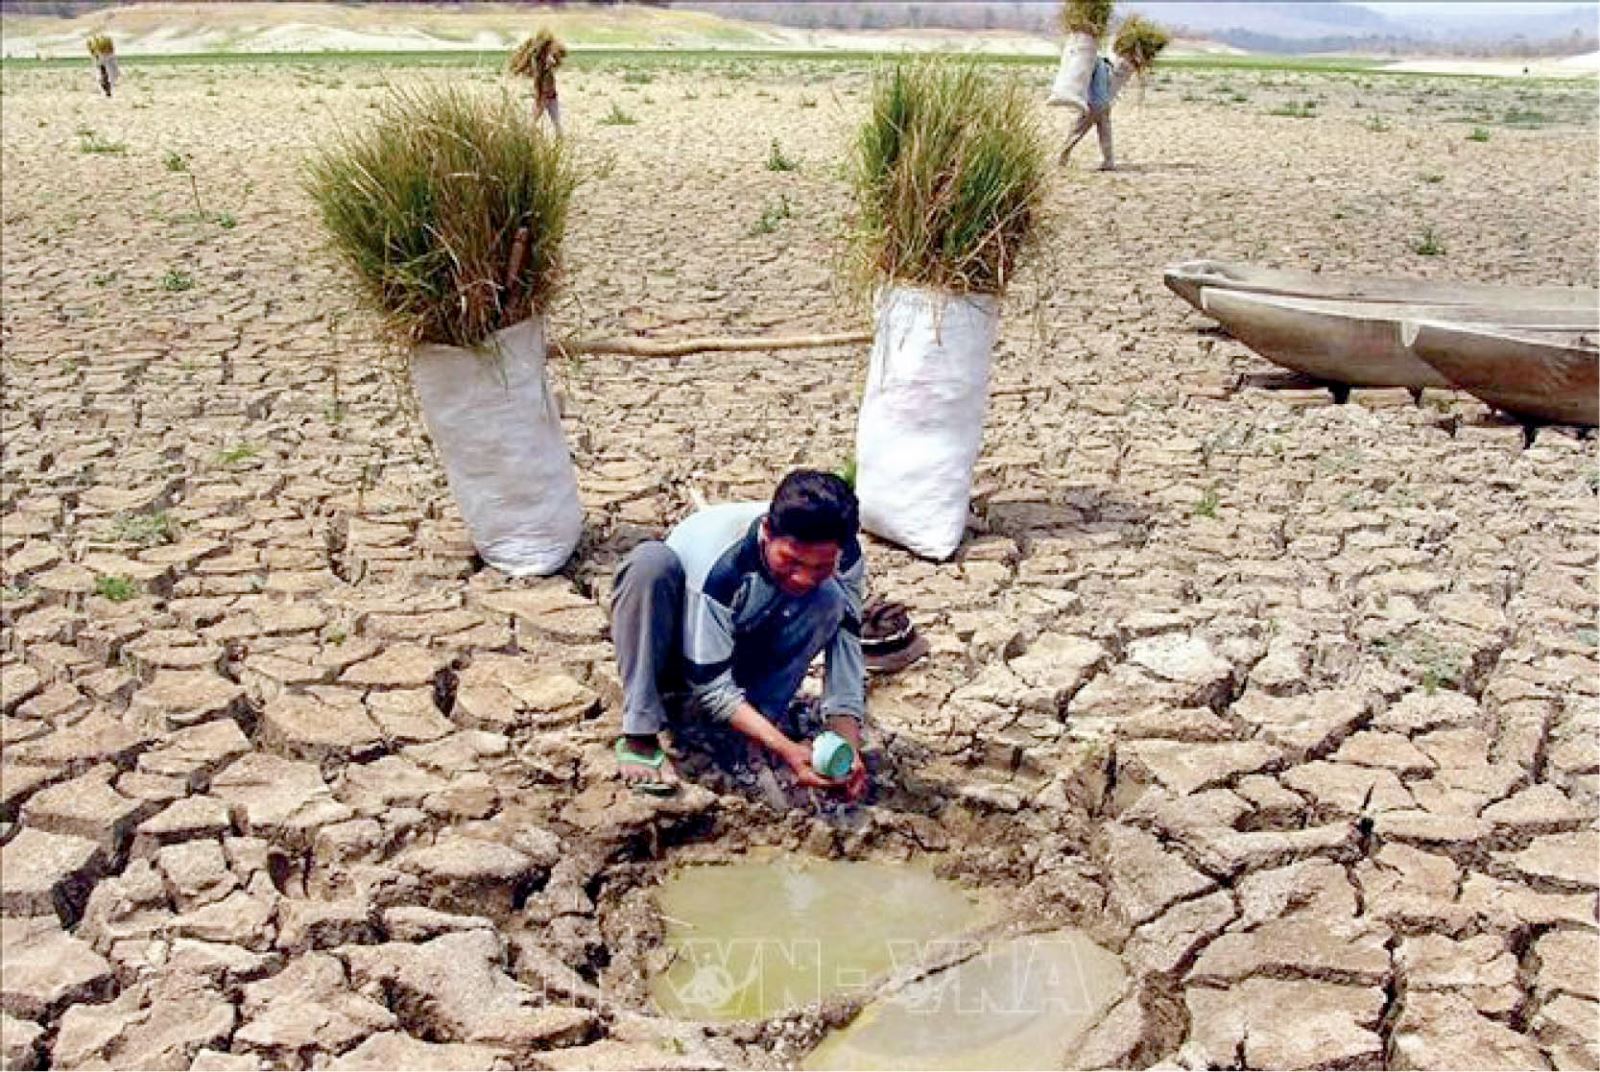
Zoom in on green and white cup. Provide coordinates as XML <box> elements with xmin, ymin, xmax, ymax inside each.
<box><xmin>811</xmin><ymin>731</ymin><xmax>855</xmax><ymax>780</ymax></box>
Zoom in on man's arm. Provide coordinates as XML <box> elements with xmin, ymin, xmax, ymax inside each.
<box><xmin>821</xmin><ymin>547</ymin><xmax>868</xmax><ymax>801</ymax></box>
<box><xmin>820</xmin><ymin>545</ymin><xmax>866</xmax><ymax>726</ymax></box>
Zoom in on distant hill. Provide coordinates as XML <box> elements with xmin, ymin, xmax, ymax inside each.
<box><xmin>0</xmin><ymin>1</ymin><xmax>788</xmax><ymax>57</ymax></box>
<box><xmin>673</xmin><ymin>0</ymin><xmax>1598</xmax><ymax>54</ymax></box>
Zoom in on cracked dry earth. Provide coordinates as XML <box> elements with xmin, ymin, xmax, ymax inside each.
<box><xmin>2</xmin><ymin>57</ymin><xmax>1598</xmax><ymax>1071</ymax></box>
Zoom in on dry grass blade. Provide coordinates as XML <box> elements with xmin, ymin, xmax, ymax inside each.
<box><xmin>1060</xmin><ymin>0</ymin><xmax>1115</xmax><ymax>38</ymax></box>
<box><xmin>1114</xmin><ymin>15</ymin><xmax>1171</xmax><ymax>72</ymax></box>
<box><xmin>304</xmin><ymin>83</ymin><xmax>578</xmax><ymax>349</ymax></box>
<box><xmin>848</xmin><ymin>60</ymin><xmax>1046</xmax><ymax>297</ymax></box>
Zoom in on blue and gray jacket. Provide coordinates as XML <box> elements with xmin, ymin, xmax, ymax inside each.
<box><xmin>665</xmin><ymin>502</ymin><xmax>866</xmax><ymax>725</ymax></box>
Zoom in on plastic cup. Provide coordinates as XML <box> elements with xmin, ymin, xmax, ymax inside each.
<box><xmin>811</xmin><ymin>731</ymin><xmax>856</xmax><ymax>780</ymax></box>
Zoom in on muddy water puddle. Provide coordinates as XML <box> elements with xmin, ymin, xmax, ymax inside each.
<box><xmin>803</xmin><ymin>930</ymin><xmax>1127</xmax><ymax>1070</ymax></box>
<box><xmin>651</xmin><ymin>857</ymin><xmax>987</xmax><ymax>1021</ymax></box>
<box><xmin>651</xmin><ymin>857</ymin><xmax>1127</xmax><ymax>1070</ymax></box>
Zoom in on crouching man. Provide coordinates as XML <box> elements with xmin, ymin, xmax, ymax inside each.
<box><xmin>611</xmin><ymin>469</ymin><xmax>867</xmax><ymax>801</ymax></box>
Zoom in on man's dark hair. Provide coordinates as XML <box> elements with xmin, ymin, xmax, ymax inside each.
<box><xmin>768</xmin><ymin>469</ymin><xmax>859</xmax><ymax>546</ymax></box>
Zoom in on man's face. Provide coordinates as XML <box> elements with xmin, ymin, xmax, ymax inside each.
<box><xmin>761</xmin><ymin>522</ymin><xmax>841</xmax><ymax>597</ymax></box>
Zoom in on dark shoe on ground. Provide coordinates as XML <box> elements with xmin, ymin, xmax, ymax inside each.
<box><xmin>861</xmin><ymin>597</ymin><xmax>929</xmax><ymax>675</ymax></box>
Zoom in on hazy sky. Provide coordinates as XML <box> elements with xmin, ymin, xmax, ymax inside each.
<box><xmin>1353</xmin><ymin>2</ymin><xmax>1598</xmax><ymax>20</ymax></box>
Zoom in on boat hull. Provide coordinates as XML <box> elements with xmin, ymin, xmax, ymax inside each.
<box><xmin>1404</xmin><ymin>321</ymin><xmax>1599</xmax><ymax>426</ymax></box>
<box><xmin>1166</xmin><ymin>259</ymin><xmax>1598</xmax><ymax>315</ymax></box>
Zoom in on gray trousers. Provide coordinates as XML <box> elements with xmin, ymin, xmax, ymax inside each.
<box><xmin>611</xmin><ymin>541</ymin><xmax>842</xmax><ymax>737</ymax></box>
<box><xmin>1062</xmin><ymin>107</ymin><xmax>1113</xmax><ymax>168</ymax></box>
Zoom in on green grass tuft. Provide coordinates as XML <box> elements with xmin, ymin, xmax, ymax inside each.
<box><xmin>216</xmin><ymin>443</ymin><xmax>259</xmax><ymax>465</ymax></box>
<box><xmin>849</xmin><ymin>59</ymin><xmax>1046</xmax><ymax>296</ymax></box>
<box><xmin>107</xmin><ymin>510</ymin><xmax>179</xmax><ymax>547</ymax></box>
<box><xmin>77</xmin><ymin>127</ymin><xmax>126</xmax><ymax>154</ymax></box>
<box><xmin>304</xmin><ymin>83</ymin><xmax>578</xmax><ymax>349</ymax></box>
<box><xmin>599</xmin><ymin>100</ymin><xmax>638</xmax><ymax>125</ymax></box>
<box><xmin>94</xmin><ymin>575</ymin><xmax>138</xmax><ymax>602</ymax></box>
<box><xmin>1467</xmin><ymin>126</ymin><xmax>1491</xmax><ymax>142</ymax></box>
<box><xmin>160</xmin><ymin>269</ymin><xmax>195</xmax><ymax>292</ymax></box>
<box><xmin>765</xmin><ymin>138</ymin><xmax>798</xmax><ymax>172</ymax></box>
<box><xmin>749</xmin><ymin>194</ymin><xmax>792</xmax><ymax>235</ymax></box>
<box><xmin>1413</xmin><ymin>226</ymin><xmax>1446</xmax><ymax>256</ymax></box>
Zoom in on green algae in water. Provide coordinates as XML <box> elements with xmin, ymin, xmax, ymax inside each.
<box><xmin>652</xmin><ymin>858</ymin><xmax>985</xmax><ymax>1021</ymax></box>
<box><xmin>803</xmin><ymin>930</ymin><xmax>1127</xmax><ymax>1071</ymax></box>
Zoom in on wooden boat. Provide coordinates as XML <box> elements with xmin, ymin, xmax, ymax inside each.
<box><xmin>1403</xmin><ymin>320</ymin><xmax>1599</xmax><ymax>426</ymax></box>
<box><xmin>1165</xmin><ymin>259</ymin><xmax>1598</xmax><ymax>315</ymax></box>
<box><xmin>1198</xmin><ymin>289</ymin><xmax>1597</xmax><ymax>390</ymax></box>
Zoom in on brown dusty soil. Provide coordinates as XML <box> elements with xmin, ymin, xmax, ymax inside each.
<box><xmin>1</xmin><ymin>57</ymin><xmax>1597</xmax><ymax>1071</ymax></box>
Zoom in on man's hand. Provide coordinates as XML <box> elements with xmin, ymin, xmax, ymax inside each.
<box><xmin>781</xmin><ymin>741</ymin><xmax>843</xmax><ymax>791</ymax></box>
<box><xmin>827</xmin><ymin>715</ymin><xmax>869</xmax><ymax>803</ymax></box>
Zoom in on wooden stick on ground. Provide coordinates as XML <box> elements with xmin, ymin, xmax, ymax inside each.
<box><xmin>554</xmin><ymin>330</ymin><xmax>871</xmax><ymax>359</ymax></box>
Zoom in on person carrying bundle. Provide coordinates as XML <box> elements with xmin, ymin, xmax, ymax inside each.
<box><xmin>86</xmin><ymin>34</ymin><xmax>118</xmax><ymax>98</ymax></box>
<box><xmin>508</xmin><ymin>30</ymin><xmax>566</xmax><ymax>136</ymax></box>
<box><xmin>1059</xmin><ymin>14</ymin><xmax>1170</xmax><ymax>171</ymax></box>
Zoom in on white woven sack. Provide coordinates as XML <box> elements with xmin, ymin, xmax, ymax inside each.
<box><xmin>1047</xmin><ymin>32</ymin><xmax>1098</xmax><ymax>110</ymax></box>
<box><xmin>855</xmin><ymin>286</ymin><xmax>999</xmax><ymax>561</ymax></box>
<box><xmin>411</xmin><ymin>316</ymin><xmax>582</xmax><ymax>576</ymax></box>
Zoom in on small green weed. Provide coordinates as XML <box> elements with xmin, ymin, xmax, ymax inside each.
<box><xmin>765</xmin><ymin>138</ymin><xmax>798</xmax><ymax>172</ymax></box>
<box><xmin>160</xmin><ymin>269</ymin><xmax>195</xmax><ymax>292</ymax></box>
<box><xmin>216</xmin><ymin>442</ymin><xmax>259</xmax><ymax>465</ymax></box>
<box><xmin>163</xmin><ymin>149</ymin><xmax>189</xmax><ymax>172</ymax></box>
<box><xmin>1194</xmin><ymin>486</ymin><xmax>1220</xmax><ymax>518</ymax></box>
<box><xmin>108</xmin><ymin>510</ymin><xmax>178</xmax><ymax>546</ymax></box>
<box><xmin>92</xmin><ymin>270</ymin><xmax>119</xmax><ymax>287</ymax></box>
<box><xmin>94</xmin><ymin>575</ymin><xmax>139</xmax><ymax>602</ymax></box>
<box><xmin>1413</xmin><ymin>227</ymin><xmax>1446</xmax><ymax>256</ymax></box>
<box><xmin>77</xmin><ymin>127</ymin><xmax>126</xmax><ymax>154</ymax></box>
<box><xmin>748</xmin><ymin>194</ymin><xmax>792</xmax><ymax>236</ymax></box>
<box><xmin>1467</xmin><ymin>126</ymin><xmax>1491</xmax><ymax>142</ymax></box>
<box><xmin>1419</xmin><ymin>171</ymin><xmax>1444</xmax><ymax>184</ymax></box>
<box><xmin>1363</xmin><ymin>114</ymin><xmax>1392</xmax><ymax>133</ymax></box>
<box><xmin>1268</xmin><ymin>99</ymin><xmax>1317</xmax><ymax>118</ymax></box>
<box><xmin>599</xmin><ymin>102</ymin><xmax>637</xmax><ymax>126</ymax></box>
<box><xmin>622</xmin><ymin>70</ymin><xmax>654</xmax><ymax>84</ymax></box>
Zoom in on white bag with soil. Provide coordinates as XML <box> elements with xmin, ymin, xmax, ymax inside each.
<box><xmin>411</xmin><ymin>316</ymin><xmax>582</xmax><ymax>576</ymax></box>
<box><xmin>855</xmin><ymin>286</ymin><xmax>999</xmax><ymax>561</ymax></box>
<box><xmin>1047</xmin><ymin>31</ymin><xmax>1099</xmax><ymax>110</ymax></box>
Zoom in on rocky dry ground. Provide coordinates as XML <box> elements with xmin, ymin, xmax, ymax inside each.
<box><xmin>1</xmin><ymin>56</ymin><xmax>1597</xmax><ymax>1070</ymax></box>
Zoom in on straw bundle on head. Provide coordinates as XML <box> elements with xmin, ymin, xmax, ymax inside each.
<box><xmin>508</xmin><ymin>30</ymin><xmax>565</xmax><ymax>80</ymax></box>
<box><xmin>86</xmin><ymin>33</ymin><xmax>114</xmax><ymax>58</ymax></box>
<box><xmin>850</xmin><ymin>60</ymin><xmax>1046</xmax><ymax>296</ymax></box>
<box><xmin>1060</xmin><ymin>0</ymin><xmax>1115</xmax><ymax>39</ymax></box>
<box><xmin>1113</xmin><ymin>15</ymin><xmax>1171</xmax><ymax>72</ymax></box>
<box><xmin>304</xmin><ymin>84</ymin><xmax>578</xmax><ymax>349</ymax></box>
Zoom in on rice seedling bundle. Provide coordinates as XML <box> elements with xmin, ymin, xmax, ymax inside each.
<box><xmin>1113</xmin><ymin>15</ymin><xmax>1170</xmax><ymax>72</ymax></box>
<box><xmin>507</xmin><ymin>30</ymin><xmax>565</xmax><ymax>82</ymax></box>
<box><xmin>304</xmin><ymin>83</ymin><xmax>577</xmax><ymax>349</ymax></box>
<box><xmin>850</xmin><ymin>60</ymin><xmax>1046</xmax><ymax>297</ymax></box>
<box><xmin>86</xmin><ymin>33</ymin><xmax>114</xmax><ymax>57</ymax></box>
<box><xmin>1060</xmin><ymin>0</ymin><xmax>1115</xmax><ymax>39</ymax></box>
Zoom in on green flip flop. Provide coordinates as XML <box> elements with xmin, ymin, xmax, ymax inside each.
<box><xmin>615</xmin><ymin>738</ymin><xmax>679</xmax><ymax>797</ymax></box>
